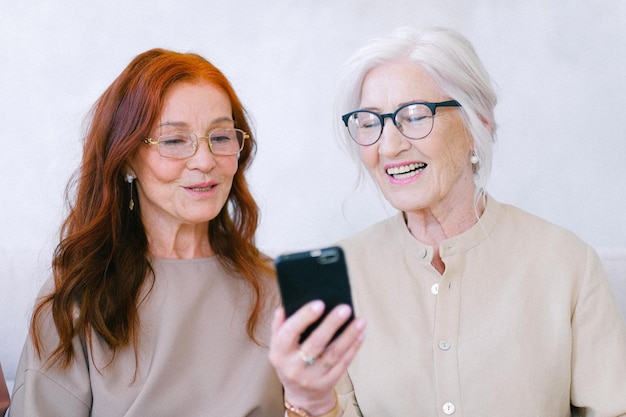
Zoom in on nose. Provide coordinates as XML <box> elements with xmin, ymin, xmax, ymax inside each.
<box><xmin>188</xmin><ymin>137</ymin><xmax>216</xmax><ymax>170</ymax></box>
<box><xmin>380</xmin><ymin>113</ymin><xmax>395</xmax><ymax>127</ymax></box>
<box><xmin>377</xmin><ymin>116</ymin><xmax>410</xmax><ymax>156</ymax></box>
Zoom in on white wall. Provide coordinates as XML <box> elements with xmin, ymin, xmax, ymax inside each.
<box><xmin>1</xmin><ymin>0</ymin><xmax>625</xmax><ymax>383</ymax></box>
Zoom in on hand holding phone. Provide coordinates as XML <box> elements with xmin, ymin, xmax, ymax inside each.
<box><xmin>275</xmin><ymin>246</ymin><xmax>354</xmax><ymax>344</ymax></box>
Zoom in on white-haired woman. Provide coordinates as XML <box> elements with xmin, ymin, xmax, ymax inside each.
<box><xmin>269</xmin><ymin>27</ymin><xmax>626</xmax><ymax>417</ymax></box>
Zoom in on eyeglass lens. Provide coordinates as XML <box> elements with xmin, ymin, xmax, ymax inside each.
<box><xmin>346</xmin><ymin>103</ymin><xmax>435</xmax><ymax>146</ymax></box>
<box><xmin>157</xmin><ymin>129</ymin><xmax>244</xmax><ymax>158</ymax></box>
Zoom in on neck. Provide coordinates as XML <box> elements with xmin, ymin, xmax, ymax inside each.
<box><xmin>145</xmin><ymin>223</ymin><xmax>214</xmax><ymax>259</ymax></box>
<box><xmin>404</xmin><ymin>192</ymin><xmax>485</xmax><ymax>274</ymax></box>
<box><xmin>405</xmin><ymin>199</ymin><xmax>483</xmax><ymax>244</ymax></box>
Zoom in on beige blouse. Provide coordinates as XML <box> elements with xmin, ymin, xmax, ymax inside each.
<box><xmin>335</xmin><ymin>197</ymin><xmax>626</xmax><ymax>416</ymax></box>
<box><xmin>10</xmin><ymin>257</ymin><xmax>284</xmax><ymax>417</ymax></box>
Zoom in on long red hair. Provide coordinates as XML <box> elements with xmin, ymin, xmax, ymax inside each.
<box><xmin>31</xmin><ymin>48</ymin><xmax>274</xmax><ymax>368</ymax></box>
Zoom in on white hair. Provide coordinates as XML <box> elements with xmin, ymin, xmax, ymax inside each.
<box><xmin>334</xmin><ymin>27</ymin><xmax>498</xmax><ymax>200</ymax></box>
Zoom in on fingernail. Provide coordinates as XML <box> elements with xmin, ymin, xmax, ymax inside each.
<box><xmin>355</xmin><ymin>318</ymin><xmax>366</xmax><ymax>330</ymax></box>
<box><xmin>311</xmin><ymin>300</ymin><xmax>324</xmax><ymax>312</ymax></box>
<box><xmin>337</xmin><ymin>305</ymin><xmax>351</xmax><ymax>318</ymax></box>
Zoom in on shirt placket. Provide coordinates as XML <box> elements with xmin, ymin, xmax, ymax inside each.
<box><xmin>432</xmin><ymin>244</ymin><xmax>463</xmax><ymax>416</ymax></box>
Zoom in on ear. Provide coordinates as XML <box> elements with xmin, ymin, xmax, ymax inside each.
<box><xmin>478</xmin><ymin>113</ymin><xmax>492</xmax><ymax>133</ymax></box>
<box><xmin>124</xmin><ymin>164</ymin><xmax>137</xmax><ymax>183</ymax></box>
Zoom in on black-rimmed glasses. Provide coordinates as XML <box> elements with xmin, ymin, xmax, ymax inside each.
<box><xmin>341</xmin><ymin>100</ymin><xmax>461</xmax><ymax>146</ymax></box>
<box><xmin>144</xmin><ymin>128</ymin><xmax>247</xmax><ymax>158</ymax></box>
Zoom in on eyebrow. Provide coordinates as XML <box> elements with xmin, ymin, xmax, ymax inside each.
<box><xmin>358</xmin><ymin>100</ymin><xmax>431</xmax><ymax>112</ymax></box>
<box><xmin>157</xmin><ymin>116</ymin><xmax>234</xmax><ymax>129</ymax></box>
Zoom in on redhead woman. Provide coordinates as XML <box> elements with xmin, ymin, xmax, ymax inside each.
<box><xmin>10</xmin><ymin>49</ymin><xmax>283</xmax><ymax>416</ymax></box>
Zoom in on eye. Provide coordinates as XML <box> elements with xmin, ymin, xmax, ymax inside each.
<box><xmin>402</xmin><ymin>114</ymin><xmax>429</xmax><ymax>124</ymax></box>
<box><xmin>211</xmin><ymin>134</ymin><xmax>233</xmax><ymax>143</ymax></box>
<box><xmin>354</xmin><ymin>112</ymin><xmax>380</xmax><ymax>129</ymax></box>
<box><xmin>160</xmin><ymin>133</ymin><xmax>191</xmax><ymax>147</ymax></box>
<box><xmin>362</xmin><ymin>121</ymin><xmax>380</xmax><ymax>129</ymax></box>
<box><xmin>399</xmin><ymin>104</ymin><xmax>431</xmax><ymax>125</ymax></box>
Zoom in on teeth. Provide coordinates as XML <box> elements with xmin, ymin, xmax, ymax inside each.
<box><xmin>386</xmin><ymin>163</ymin><xmax>426</xmax><ymax>179</ymax></box>
<box><xmin>191</xmin><ymin>186</ymin><xmax>212</xmax><ymax>192</ymax></box>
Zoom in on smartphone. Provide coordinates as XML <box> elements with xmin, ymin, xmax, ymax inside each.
<box><xmin>275</xmin><ymin>246</ymin><xmax>354</xmax><ymax>344</ymax></box>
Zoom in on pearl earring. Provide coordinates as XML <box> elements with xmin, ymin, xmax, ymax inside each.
<box><xmin>470</xmin><ymin>151</ymin><xmax>479</xmax><ymax>165</ymax></box>
<box><xmin>125</xmin><ymin>173</ymin><xmax>135</xmax><ymax>211</ymax></box>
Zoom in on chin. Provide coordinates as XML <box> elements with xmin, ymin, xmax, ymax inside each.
<box><xmin>383</xmin><ymin>191</ymin><xmax>431</xmax><ymax>213</ymax></box>
<box><xmin>185</xmin><ymin>211</ymin><xmax>221</xmax><ymax>225</ymax></box>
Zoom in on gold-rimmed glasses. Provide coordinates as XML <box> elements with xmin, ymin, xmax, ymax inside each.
<box><xmin>143</xmin><ymin>128</ymin><xmax>247</xmax><ymax>158</ymax></box>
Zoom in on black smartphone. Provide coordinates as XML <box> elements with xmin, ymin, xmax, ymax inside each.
<box><xmin>275</xmin><ymin>246</ymin><xmax>354</xmax><ymax>344</ymax></box>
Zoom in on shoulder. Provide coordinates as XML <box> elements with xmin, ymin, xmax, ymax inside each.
<box><xmin>487</xmin><ymin>198</ymin><xmax>604</xmax><ymax>285</ymax></box>
<box><xmin>493</xmin><ymin>199</ymin><xmax>589</xmax><ymax>251</ymax></box>
<box><xmin>339</xmin><ymin>212</ymin><xmax>405</xmax><ymax>252</ymax></box>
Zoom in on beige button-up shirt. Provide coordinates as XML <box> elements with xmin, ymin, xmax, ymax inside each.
<box><xmin>336</xmin><ymin>197</ymin><xmax>626</xmax><ymax>416</ymax></box>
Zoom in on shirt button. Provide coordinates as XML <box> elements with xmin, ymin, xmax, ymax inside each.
<box><xmin>442</xmin><ymin>402</ymin><xmax>456</xmax><ymax>415</ymax></box>
<box><xmin>418</xmin><ymin>248</ymin><xmax>428</xmax><ymax>258</ymax></box>
<box><xmin>438</xmin><ymin>340</ymin><xmax>451</xmax><ymax>351</ymax></box>
<box><xmin>431</xmin><ymin>283</ymin><xmax>439</xmax><ymax>295</ymax></box>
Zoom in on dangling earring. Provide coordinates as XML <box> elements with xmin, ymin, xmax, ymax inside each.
<box><xmin>125</xmin><ymin>173</ymin><xmax>135</xmax><ymax>211</ymax></box>
<box><xmin>470</xmin><ymin>151</ymin><xmax>479</xmax><ymax>165</ymax></box>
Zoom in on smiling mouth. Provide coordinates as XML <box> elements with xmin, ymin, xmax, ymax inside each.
<box><xmin>187</xmin><ymin>185</ymin><xmax>215</xmax><ymax>192</ymax></box>
<box><xmin>386</xmin><ymin>163</ymin><xmax>427</xmax><ymax>180</ymax></box>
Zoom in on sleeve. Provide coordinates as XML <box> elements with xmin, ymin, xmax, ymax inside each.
<box><xmin>8</xmin><ymin>281</ymin><xmax>92</xmax><ymax>417</ymax></box>
<box><xmin>9</xmin><ymin>365</ymin><xmax>91</xmax><ymax>417</ymax></box>
<box><xmin>570</xmin><ymin>245</ymin><xmax>626</xmax><ymax>416</ymax></box>
<box><xmin>335</xmin><ymin>372</ymin><xmax>362</xmax><ymax>417</ymax></box>
<box><xmin>281</xmin><ymin>374</ymin><xmax>361</xmax><ymax>417</ymax></box>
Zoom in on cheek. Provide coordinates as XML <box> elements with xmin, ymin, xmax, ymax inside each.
<box><xmin>437</xmin><ymin>119</ymin><xmax>472</xmax><ymax>171</ymax></box>
<box><xmin>133</xmin><ymin>151</ymin><xmax>180</xmax><ymax>184</ymax></box>
<box><xmin>443</xmin><ymin>143</ymin><xmax>467</xmax><ymax>170</ymax></box>
<box><xmin>358</xmin><ymin>146</ymin><xmax>379</xmax><ymax>173</ymax></box>
<box><xmin>435</xmin><ymin>137</ymin><xmax>472</xmax><ymax>185</ymax></box>
<box><xmin>143</xmin><ymin>162</ymin><xmax>184</xmax><ymax>184</ymax></box>
<box><xmin>218</xmin><ymin>158</ymin><xmax>240</xmax><ymax>179</ymax></box>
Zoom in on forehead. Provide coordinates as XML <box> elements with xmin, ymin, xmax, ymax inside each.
<box><xmin>359</xmin><ymin>60</ymin><xmax>443</xmax><ymax>109</ymax></box>
<box><xmin>159</xmin><ymin>81</ymin><xmax>232</xmax><ymax>121</ymax></box>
